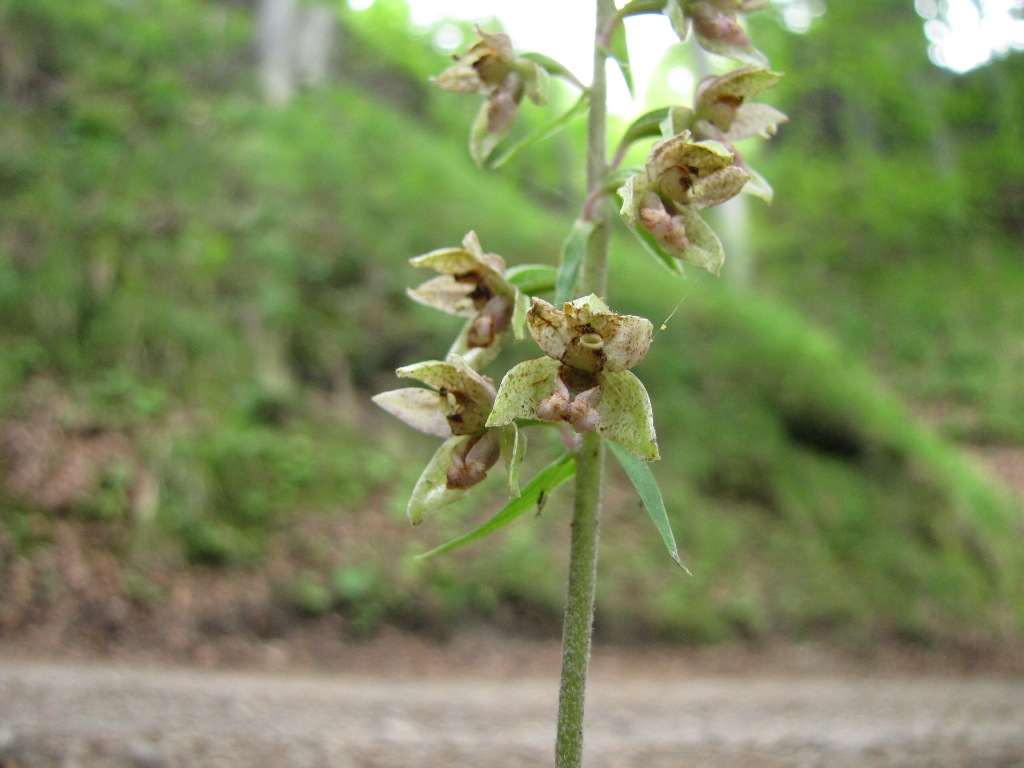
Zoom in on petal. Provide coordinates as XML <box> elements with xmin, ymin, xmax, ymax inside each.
<box><xmin>407</xmin><ymin>276</ymin><xmax>477</xmax><ymax>317</ymax></box>
<box><xmin>676</xmin><ymin>206</ymin><xmax>726</xmax><ymax>275</ymax></box>
<box><xmin>691</xmin><ymin>164</ymin><xmax>750</xmax><ymax>210</ymax></box>
<box><xmin>372</xmin><ymin>388</ymin><xmax>451</xmax><ymax>438</ymax></box>
<box><xmin>527</xmin><ymin>297</ymin><xmax>574</xmax><ymax>361</ymax></box>
<box><xmin>650</xmin><ymin>135</ymin><xmax>739</xmax><ymax>203</ymax></box>
<box><xmin>617</xmin><ymin>173</ymin><xmax>649</xmax><ymax>228</ymax></box>
<box><xmin>396</xmin><ymin>357</ymin><xmax>495</xmax><ymax>434</ymax></box>
<box><xmin>430</xmin><ymin>64</ymin><xmax>488</xmax><ymax>94</ymax></box>
<box><xmin>725</xmin><ymin>103</ymin><xmax>788</xmax><ymax>142</ymax></box>
<box><xmin>397</xmin><ymin>357</ymin><xmax>496</xmax><ymax>406</ymax></box>
<box><xmin>409</xmin><ymin>245</ymin><xmax>480</xmax><ymax>276</ymax></box>
<box><xmin>696</xmin><ymin>66</ymin><xmax>783</xmax><ymax>107</ymax></box>
<box><xmin>486</xmin><ymin>357</ymin><xmax>561</xmax><ymax>427</ymax></box>
<box><xmin>649</xmin><ymin>132</ymin><xmax>734</xmax><ymax>180</ymax></box>
<box><xmin>407</xmin><ymin>436</ymin><xmax>473</xmax><ymax>524</ymax></box>
<box><xmin>596</xmin><ymin>370</ymin><xmax>660</xmax><ymax>461</ymax></box>
<box><xmin>563</xmin><ymin>293</ymin><xmax>612</xmax><ymax>323</ymax></box>
<box><xmin>448</xmin><ymin>320</ymin><xmax>505</xmax><ymax>370</ymax></box>
<box><xmin>601</xmin><ymin>313</ymin><xmax>654</xmax><ymax>372</ymax></box>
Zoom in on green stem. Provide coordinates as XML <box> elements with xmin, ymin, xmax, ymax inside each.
<box><xmin>554</xmin><ymin>1</ymin><xmax>613</xmax><ymax>766</ymax></box>
<box><xmin>580</xmin><ymin>0</ymin><xmax>613</xmax><ymax>299</ymax></box>
<box><xmin>554</xmin><ymin>431</ymin><xmax>604</xmax><ymax>768</ymax></box>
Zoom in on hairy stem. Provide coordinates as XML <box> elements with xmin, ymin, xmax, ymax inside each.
<box><xmin>554</xmin><ymin>1</ymin><xmax>613</xmax><ymax>766</ymax></box>
<box><xmin>554</xmin><ymin>430</ymin><xmax>604</xmax><ymax>768</ymax></box>
<box><xmin>580</xmin><ymin>0</ymin><xmax>613</xmax><ymax>298</ymax></box>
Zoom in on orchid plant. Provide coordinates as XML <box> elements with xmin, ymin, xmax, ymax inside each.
<box><xmin>373</xmin><ymin>1</ymin><xmax>786</xmax><ymax>765</ymax></box>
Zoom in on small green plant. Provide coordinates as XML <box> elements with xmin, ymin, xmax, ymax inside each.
<box><xmin>373</xmin><ymin>1</ymin><xmax>786</xmax><ymax>764</ymax></box>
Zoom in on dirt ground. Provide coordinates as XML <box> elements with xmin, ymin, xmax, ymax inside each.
<box><xmin>2</xmin><ymin>630</ymin><xmax>1024</xmax><ymax>768</ymax></box>
<box><xmin>2</xmin><ymin>423</ymin><xmax>1023</xmax><ymax>767</ymax></box>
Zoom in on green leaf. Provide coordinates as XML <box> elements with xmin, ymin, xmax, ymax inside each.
<box><xmin>665</xmin><ymin>0</ymin><xmax>690</xmax><ymax>40</ymax></box>
<box><xmin>556</xmin><ymin>219</ymin><xmax>596</xmax><ymax>305</ymax></box>
<box><xmin>487</xmin><ymin>93</ymin><xmax>590</xmax><ymax>170</ymax></box>
<box><xmin>617</xmin><ymin>0</ymin><xmax>669</xmax><ymax>18</ymax></box>
<box><xmin>505</xmin><ymin>264</ymin><xmax>557</xmax><ymax>294</ymax></box>
<box><xmin>617</xmin><ymin>108</ymin><xmax>671</xmax><ymax>154</ymax></box>
<box><xmin>416</xmin><ymin>453</ymin><xmax>577</xmax><ymax>559</ymax></box>
<box><xmin>660</xmin><ymin>106</ymin><xmax>696</xmax><ymax>138</ymax></box>
<box><xmin>606</xmin><ymin>439</ymin><xmax>688</xmax><ymax>572</ymax></box>
<box><xmin>604</xmin><ymin>20</ymin><xmax>634</xmax><ymax>97</ymax></box>
<box><xmin>519</xmin><ymin>52</ymin><xmax>584</xmax><ymax>89</ymax></box>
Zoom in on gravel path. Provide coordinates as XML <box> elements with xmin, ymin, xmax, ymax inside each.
<box><xmin>2</xmin><ymin>659</ymin><xmax>1023</xmax><ymax>767</ymax></box>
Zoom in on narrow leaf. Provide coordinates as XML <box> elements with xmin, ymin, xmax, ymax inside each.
<box><xmin>617</xmin><ymin>0</ymin><xmax>669</xmax><ymax>17</ymax></box>
<box><xmin>416</xmin><ymin>453</ymin><xmax>577</xmax><ymax>559</ymax></box>
<box><xmin>519</xmin><ymin>52</ymin><xmax>584</xmax><ymax>90</ymax></box>
<box><xmin>487</xmin><ymin>93</ymin><xmax>590</xmax><ymax>170</ymax></box>
<box><xmin>505</xmin><ymin>264</ymin><xmax>557</xmax><ymax>295</ymax></box>
<box><xmin>604</xmin><ymin>21</ymin><xmax>634</xmax><ymax>97</ymax></box>
<box><xmin>616</xmin><ymin>108</ymin><xmax>671</xmax><ymax>155</ymax></box>
<box><xmin>556</xmin><ymin>219</ymin><xmax>596</xmax><ymax>304</ymax></box>
<box><xmin>606</xmin><ymin>439</ymin><xmax>689</xmax><ymax>572</ymax></box>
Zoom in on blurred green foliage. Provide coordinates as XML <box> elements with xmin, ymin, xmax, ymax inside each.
<box><xmin>750</xmin><ymin>0</ymin><xmax>1024</xmax><ymax>441</ymax></box>
<box><xmin>1</xmin><ymin>0</ymin><xmax>1022</xmax><ymax>647</ymax></box>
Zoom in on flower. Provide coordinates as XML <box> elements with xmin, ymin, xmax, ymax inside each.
<box><xmin>407</xmin><ymin>231</ymin><xmax>520</xmax><ymax>369</ymax></box>
<box><xmin>693</xmin><ymin>65</ymin><xmax>787</xmax><ymax>142</ymax></box>
<box><xmin>487</xmin><ymin>296</ymin><xmax>659</xmax><ymax>461</ymax></box>
<box><xmin>619</xmin><ymin>131</ymin><xmax>748</xmax><ymax>273</ymax></box>
<box><xmin>645</xmin><ymin>131</ymin><xmax>750</xmax><ymax>211</ymax></box>
<box><xmin>373</xmin><ymin>354</ymin><xmax>525</xmax><ymax>521</ymax></box>
<box><xmin>372</xmin><ymin>355</ymin><xmax>497</xmax><ymax>439</ymax></box>
<box><xmin>666</xmin><ymin>0</ymin><xmax>770</xmax><ymax>66</ymax></box>
<box><xmin>431</xmin><ymin>27</ymin><xmax>548</xmax><ymax>165</ymax></box>
<box><xmin>528</xmin><ymin>294</ymin><xmax>653</xmax><ymax>375</ymax></box>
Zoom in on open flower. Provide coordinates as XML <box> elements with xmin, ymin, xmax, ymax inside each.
<box><xmin>619</xmin><ymin>131</ymin><xmax>748</xmax><ymax>273</ymax></box>
<box><xmin>693</xmin><ymin>65</ymin><xmax>787</xmax><ymax>142</ymax></box>
<box><xmin>407</xmin><ymin>231</ymin><xmax>522</xmax><ymax>369</ymax></box>
<box><xmin>666</xmin><ymin>0</ymin><xmax>770</xmax><ymax>66</ymax></box>
<box><xmin>487</xmin><ymin>296</ymin><xmax>659</xmax><ymax>461</ymax></box>
<box><xmin>432</xmin><ymin>27</ymin><xmax>549</xmax><ymax>166</ymax></box>
<box><xmin>373</xmin><ymin>354</ymin><xmax>526</xmax><ymax>522</ymax></box>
